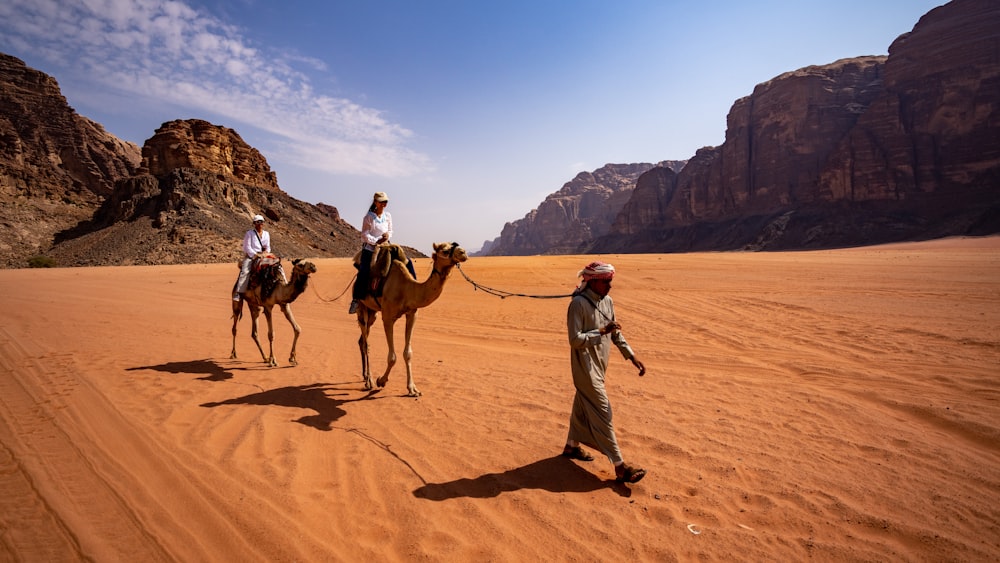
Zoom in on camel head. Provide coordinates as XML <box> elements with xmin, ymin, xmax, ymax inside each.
<box><xmin>432</xmin><ymin>242</ymin><xmax>468</xmax><ymax>267</ymax></box>
<box><xmin>289</xmin><ymin>259</ymin><xmax>317</xmax><ymax>293</ymax></box>
<box><xmin>291</xmin><ymin>258</ymin><xmax>318</xmax><ymax>276</ymax></box>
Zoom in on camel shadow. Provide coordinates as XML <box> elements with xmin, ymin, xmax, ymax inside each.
<box><xmin>412</xmin><ymin>456</ymin><xmax>632</xmax><ymax>500</ymax></box>
<box><xmin>200</xmin><ymin>382</ymin><xmax>378</xmax><ymax>431</ymax></box>
<box><xmin>126</xmin><ymin>359</ymin><xmax>234</xmax><ymax>381</ymax></box>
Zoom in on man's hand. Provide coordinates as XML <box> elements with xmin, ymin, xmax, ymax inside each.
<box><xmin>600</xmin><ymin>321</ymin><xmax>621</xmax><ymax>335</ymax></box>
<box><xmin>631</xmin><ymin>357</ymin><xmax>646</xmax><ymax>376</ymax></box>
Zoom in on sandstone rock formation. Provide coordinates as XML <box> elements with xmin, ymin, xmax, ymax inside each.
<box><xmin>0</xmin><ymin>53</ymin><xmax>141</xmax><ymax>266</ymax></box>
<box><xmin>0</xmin><ymin>54</ymin><xmax>373</xmax><ymax>267</ymax></box>
<box><xmin>142</xmin><ymin>119</ymin><xmax>279</xmax><ymax>190</ymax></box>
<box><xmin>480</xmin><ymin>161</ymin><xmax>685</xmax><ymax>255</ymax></box>
<box><xmin>47</xmin><ymin>120</ymin><xmax>363</xmax><ymax>267</ymax></box>
<box><xmin>590</xmin><ymin>0</ymin><xmax>1000</xmax><ymax>253</ymax></box>
<box><xmin>818</xmin><ymin>0</ymin><xmax>1000</xmax><ymax>209</ymax></box>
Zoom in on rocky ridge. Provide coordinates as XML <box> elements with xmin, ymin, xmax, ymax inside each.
<box><xmin>0</xmin><ymin>53</ymin><xmax>142</xmax><ymax>266</ymax></box>
<box><xmin>590</xmin><ymin>0</ymin><xmax>1000</xmax><ymax>253</ymax></box>
<box><xmin>479</xmin><ymin>161</ymin><xmax>686</xmax><ymax>256</ymax></box>
<box><xmin>0</xmin><ymin>53</ymin><xmax>370</xmax><ymax>268</ymax></box>
<box><xmin>47</xmin><ymin>119</ymin><xmax>363</xmax><ymax>267</ymax></box>
<box><xmin>483</xmin><ymin>0</ymin><xmax>999</xmax><ymax>255</ymax></box>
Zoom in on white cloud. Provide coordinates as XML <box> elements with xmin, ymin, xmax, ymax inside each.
<box><xmin>0</xmin><ymin>0</ymin><xmax>430</xmax><ymax>178</ymax></box>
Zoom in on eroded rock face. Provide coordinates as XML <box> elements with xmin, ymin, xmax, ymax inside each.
<box><xmin>818</xmin><ymin>0</ymin><xmax>1000</xmax><ymax>205</ymax></box>
<box><xmin>0</xmin><ymin>56</ymin><xmax>366</xmax><ymax>267</ymax></box>
<box><xmin>606</xmin><ymin>56</ymin><xmax>888</xmax><ymax>242</ymax></box>
<box><xmin>0</xmin><ymin>53</ymin><xmax>142</xmax><ymax>266</ymax></box>
<box><xmin>143</xmin><ymin>119</ymin><xmax>279</xmax><ymax>190</ymax></box>
<box><xmin>482</xmin><ymin>162</ymin><xmax>684</xmax><ymax>255</ymax></box>
<box><xmin>611</xmin><ymin>166</ymin><xmax>679</xmax><ymax>236</ymax></box>
<box><xmin>593</xmin><ymin>0</ymin><xmax>1000</xmax><ymax>253</ymax></box>
<box><xmin>48</xmin><ymin>166</ymin><xmax>363</xmax><ymax>267</ymax></box>
<box><xmin>46</xmin><ymin>119</ymin><xmax>364</xmax><ymax>267</ymax></box>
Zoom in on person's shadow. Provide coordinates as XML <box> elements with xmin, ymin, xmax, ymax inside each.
<box><xmin>201</xmin><ymin>382</ymin><xmax>378</xmax><ymax>430</ymax></box>
<box><xmin>413</xmin><ymin>456</ymin><xmax>632</xmax><ymax>499</ymax></box>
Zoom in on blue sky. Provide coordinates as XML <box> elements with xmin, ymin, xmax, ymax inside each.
<box><xmin>0</xmin><ymin>0</ymin><xmax>944</xmax><ymax>252</ymax></box>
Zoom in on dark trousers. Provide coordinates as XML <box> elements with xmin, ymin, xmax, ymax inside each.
<box><xmin>353</xmin><ymin>248</ymin><xmax>374</xmax><ymax>300</ymax></box>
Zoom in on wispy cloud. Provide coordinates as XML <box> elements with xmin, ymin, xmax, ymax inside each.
<box><xmin>0</xmin><ymin>0</ymin><xmax>431</xmax><ymax>177</ymax></box>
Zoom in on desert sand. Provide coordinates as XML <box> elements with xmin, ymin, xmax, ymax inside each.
<box><xmin>1</xmin><ymin>237</ymin><xmax>998</xmax><ymax>561</ymax></box>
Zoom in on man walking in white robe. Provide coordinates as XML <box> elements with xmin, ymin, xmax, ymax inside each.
<box><xmin>562</xmin><ymin>261</ymin><xmax>648</xmax><ymax>484</ymax></box>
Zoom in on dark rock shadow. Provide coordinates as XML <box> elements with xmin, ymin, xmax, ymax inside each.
<box><xmin>200</xmin><ymin>382</ymin><xmax>377</xmax><ymax>431</ymax></box>
<box><xmin>126</xmin><ymin>358</ymin><xmax>234</xmax><ymax>381</ymax></box>
<box><xmin>413</xmin><ymin>456</ymin><xmax>631</xmax><ymax>500</ymax></box>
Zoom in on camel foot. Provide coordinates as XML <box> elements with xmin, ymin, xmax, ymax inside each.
<box><xmin>230</xmin><ymin>351</ymin><xmax>237</xmax><ymax>360</ymax></box>
<box><xmin>363</xmin><ymin>378</ymin><xmax>374</xmax><ymax>391</ymax></box>
<box><xmin>267</xmin><ymin>357</ymin><xmax>278</xmax><ymax>368</ymax></box>
<box><xmin>376</xmin><ymin>375</ymin><xmax>389</xmax><ymax>388</ymax></box>
<box><xmin>288</xmin><ymin>356</ymin><xmax>298</xmax><ymax>366</ymax></box>
<box><xmin>407</xmin><ymin>387</ymin><xmax>422</xmax><ymax>397</ymax></box>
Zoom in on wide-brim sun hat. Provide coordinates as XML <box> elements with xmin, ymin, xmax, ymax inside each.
<box><xmin>253</xmin><ymin>214</ymin><xmax>265</xmax><ymax>222</ymax></box>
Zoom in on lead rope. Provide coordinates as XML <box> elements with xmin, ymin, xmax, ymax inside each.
<box><xmin>455</xmin><ymin>263</ymin><xmax>575</xmax><ymax>300</ymax></box>
<box><xmin>312</xmin><ymin>273</ymin><xmax>357</xmax><ymax>303</ymax></box>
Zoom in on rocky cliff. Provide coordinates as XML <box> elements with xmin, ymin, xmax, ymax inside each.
<box><xmin>480</xmin><ymin>161</ymin><xmax>685</xmax><ymax>255</ymax></box>
<box><xmin>591</xmin><ymin>0</ymin><xmax>1000</xmax><ymax>253</ymax></box>
<box><xmin>142</xmin><ymin>119</ymin><xmax>280</xmax><ymax>190</ymax></box>
<box><xmin>0</xmin><ymin>53</ymin><xmax>142</xmax><ymax>266</ymax></box>
<box><xmin>46</xmin><ymin>119</ymin><xmax>362</xmax><ymax>266</ymax></box>
<box><xmin>0</xmin><ymin>53</ymin><xmax>370</xmax><ymax>267</ymax></box>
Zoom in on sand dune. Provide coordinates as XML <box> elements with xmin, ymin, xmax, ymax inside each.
<box><xmin>1</xmin><ymin>237</ymin><xmax>998</xmax><ymax>561</ymax></box>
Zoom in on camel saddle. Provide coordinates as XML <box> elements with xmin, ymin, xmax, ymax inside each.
<box><xmin>249</xmin><ymin>253</ymin><xmax>282</xmax><ymax>298</ymax></box>
<box><xmin>353</xmin><ymin>244</ymin><xmax>409</xmax><ymax>298</ymax></box>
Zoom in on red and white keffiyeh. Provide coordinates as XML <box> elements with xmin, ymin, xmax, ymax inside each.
<box><xmin>578</xmin><ymin>261</ymin><xmax>615</xmax><ymax>282</ymax></box>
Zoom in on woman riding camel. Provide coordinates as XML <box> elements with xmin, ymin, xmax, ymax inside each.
<box><xmin>349</xmin><ymin>192</ymin><xmax>392</xmax><ymax>314</ymax></box>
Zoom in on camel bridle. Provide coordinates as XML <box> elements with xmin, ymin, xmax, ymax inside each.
<box><xmin>432</xmin><ymin>242</ymin><xmax>463</xmax><ymax>278</ymax></box>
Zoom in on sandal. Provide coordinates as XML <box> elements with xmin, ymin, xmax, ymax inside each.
<box><xmin>561</xmin><ymin>445</ymin><xmax>594</xmax><ymax>462</ymax></box>
<box><xmin>615</xmin><ymin>464</ymin><xmax>647</xmax><ymax>484</ymax></box>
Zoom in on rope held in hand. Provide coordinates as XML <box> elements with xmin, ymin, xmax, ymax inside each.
<box><xmin>456</xmin><ymin>263</ymin><xmax>574</xmax><ymax>300</ymax></box>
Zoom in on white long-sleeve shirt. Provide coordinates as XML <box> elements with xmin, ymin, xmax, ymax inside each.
<box><xmin>361</xmin><ymin>210</ymin><xmax>392</xmax><ymax>250</ymax></box>
<box><xmin>242</xmin><ymin>228</ymin><xmax>271</xmax><ymax>259</ymax></box>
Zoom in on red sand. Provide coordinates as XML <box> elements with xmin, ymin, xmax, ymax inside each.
<box><xmin>1</xmin><ymin>237</ymin><xmax>998</xmax><ymax>561</ymax></box>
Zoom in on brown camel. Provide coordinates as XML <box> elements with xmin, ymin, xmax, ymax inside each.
<box><xmin>356</xmin><ymin>242</ymin><xmax>468</xmax><ymax>396</ymax></box>
<box><xmin>231</xmin><ymin>257</ymin><xmax>317</xmax><ymax>367</ymax></box>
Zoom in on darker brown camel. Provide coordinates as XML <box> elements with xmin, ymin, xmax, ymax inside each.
<box><xmin>231</xmin><ymin>258</ymin><xmax>317</xmax><ymax>367</ymax></box>
<box><xmin>356</xmin><ymin>242</ymin><xmax>468</xmax><ymax>396</ymax></box>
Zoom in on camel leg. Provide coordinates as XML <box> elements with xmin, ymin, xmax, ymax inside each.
<box><xmin>249</xmin><ymin>306</ymin><xmax>268</xmax><ymax>364</ymax></box>
<box><xmin>263</xmin><ymin>307</ymin><xmax>277</xmax><ymax>367</ymax></box>
<box><xmin>402</xmin><ymin>311</ymin><xmax>420</xmax><ymax>397</ymax></box>
<box><xmin>230</xmin><ymin>298</ymin><xmax>243</xmax><ymax>359</ymax></box>
<box><xmin>279</xmin><ymin>303</ymin><xmax>301</xmax><ymax>366</ymax></box>
<box><xmin>376</xmin><ymin>317</ymin><xmax>398</xmax><ymax>390</ymax></box>
<box><xmin>358</xmin><ymin>308</ymin><xmax>375</xmax><ymax>390</ymax></box>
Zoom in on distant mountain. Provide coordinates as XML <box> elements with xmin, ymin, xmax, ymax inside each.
<box><xmin>0</xmin><ymin>53</ymin><xmax>373</xmax><ymax>268</ymax></box>
<box><xmin>488</xmin><ymin>0</ymin><xmax>1000</xmax><ymax>255</ymax></box>
<box><xmin>477</xmin><ymin>161</ymin><xmax>685</xmax><ymax>256</ymax></box>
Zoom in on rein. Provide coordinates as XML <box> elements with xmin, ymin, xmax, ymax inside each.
<box><xmin>455</xmin><ymin>263</ymin><xmax>575</xmax><ymax>300</ymax></box>
<box><xmin>312</xmin><ymin>273</ymin><xmax>356</xmax><ymax>303</ymax></box>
